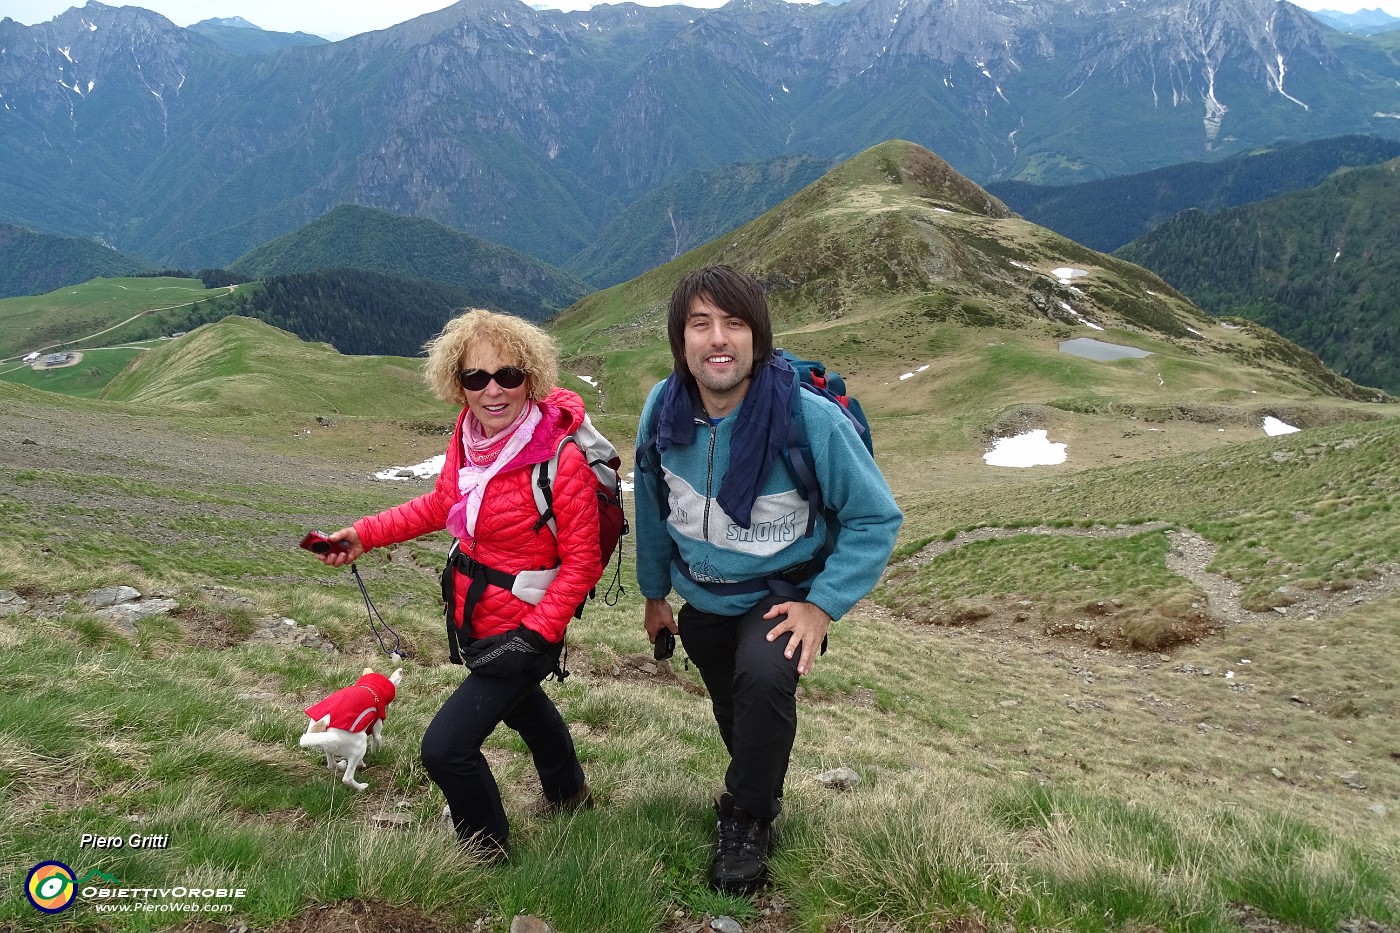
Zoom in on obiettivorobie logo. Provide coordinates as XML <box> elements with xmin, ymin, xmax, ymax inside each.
<box><xmin>25</xmin><ymin>862</ymin><xmax>119</xmax><ymax>914</ymax></box>
<box><xmin>25</xmin><ymin>859</ymin><xmax>248</xmax><ymax>917</ymax></box>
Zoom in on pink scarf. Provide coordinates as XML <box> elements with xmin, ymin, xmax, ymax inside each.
<box><xmin>445</xmin><ymin>402</ymin><xmax>541</xmax><ymax>540</ymax></box>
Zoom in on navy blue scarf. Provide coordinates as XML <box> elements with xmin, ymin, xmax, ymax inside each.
<box><xmin>656</xmin><ymin>351</ymin><xmax>795</xmax><ymax>529</ymax></box>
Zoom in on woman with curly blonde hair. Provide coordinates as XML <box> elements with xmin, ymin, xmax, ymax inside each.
<box><xmin>311</xmin><ymin>308</ymin><xmax>601</xmax><ymax>860</ymax></box>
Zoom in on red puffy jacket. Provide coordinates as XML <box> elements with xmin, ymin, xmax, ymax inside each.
<box><xmin>354</xmin><ymin>387</ymin><xmax>602</xmax><ymax>644</ymax></box>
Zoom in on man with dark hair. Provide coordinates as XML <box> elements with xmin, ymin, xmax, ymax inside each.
<box><xmin>634</xmin><ymin>264</ymin><xmax>903</xmax><ymax>894</ymax></box>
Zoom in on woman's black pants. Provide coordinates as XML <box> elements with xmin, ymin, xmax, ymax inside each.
<box><xmin>421</xmin><ymin>669</ymin><xmax>585</xmax><ymax>849</ymax></box>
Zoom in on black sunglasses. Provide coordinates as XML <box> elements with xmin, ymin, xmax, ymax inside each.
<box><xmin>458</xmin><ymin>366</ymin><xmax>527</xmax><ymax>391</ymax></box>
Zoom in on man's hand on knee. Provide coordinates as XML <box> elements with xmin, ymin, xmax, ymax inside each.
<box><xmin>762</xmin><ymin>601</ymin><xmax>831</xmax><ymax>676</ymax></box>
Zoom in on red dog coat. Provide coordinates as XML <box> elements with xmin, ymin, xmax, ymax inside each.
<box><xmin>304</xmin><ymin>672</ymin><xmax>397</xmax><ymax>734</ymax></box>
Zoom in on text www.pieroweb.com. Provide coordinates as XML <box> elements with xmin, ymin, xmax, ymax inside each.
<box><xmin>92</xmin><ymin>901</ymin><xmax>235</xmax><ymax>914</ymax></box>
<box><xmin>83</xmin><ymin>885</ymin><xmax>246</xmax><ymax>914</ymax></box>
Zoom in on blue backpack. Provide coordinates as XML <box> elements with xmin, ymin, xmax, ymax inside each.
<box><xmin>781</xmin><ymin>351</ymin><xmax>872</xmax><ymax>454</ymax></box>
<box><xmin>775</xmin><ymin>351</ymin><xmax>872</xmax><ymax>538</ymax></box>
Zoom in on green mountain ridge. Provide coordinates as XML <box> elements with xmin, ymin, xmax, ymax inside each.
<box><xmin>0</xmin><ymin>224</ymin><xmax>157</xmax><ymax>299</ymax></box>
<box><xmin>1116</xmin><ymin>157</ymin><xmax>1400</xmax><ymax>394</ymax></box>
<box><xmin>988</xmin><ymin>135</ymin><xmax>1400</xmax><ymax>253</ymax></box>
<box><xmin>230</xmin><ymin>204</ymin><xmax>590</xmax><ymax>322</ymax></box>
<box><xmin>101</xmin><ymin>315</ymin><xmax>437</xmax><ymax>417</ymax></box>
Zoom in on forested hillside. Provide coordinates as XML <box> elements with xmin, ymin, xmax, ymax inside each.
<box><xmin>230</xmin><ymin>205</ymin><xmax>589</xmax><ymax>322</ymax></box>
<box><xmin>0</xmin><ymin>224</ymin><xmax>156</xmax><ymax>298</ymax></box>
<box><xmin>989</xmin><ymin>136</ymin><xmax>1400</xmax><ymax>252</ymax></box>
<box><xmin>182</xmin><ymin>269</ymin><xmax>478</xmax><ymax>357</ymax></box>
<box><xmin>1116</xmin><ymin>158</ymin><xmax>1400</xmax><ymax>393</ymax></box>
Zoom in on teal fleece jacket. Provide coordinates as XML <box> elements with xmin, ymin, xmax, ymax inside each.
<box><xmin>634</xmin><ymin>379</ymin><xmax>903</xmax><ymax>620</ymax></box>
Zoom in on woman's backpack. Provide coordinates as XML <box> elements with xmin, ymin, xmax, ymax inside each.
<box><xmin>530</xmin><ymin>414</ymin><xmax>629</xmax><ymax>618</ymax></box>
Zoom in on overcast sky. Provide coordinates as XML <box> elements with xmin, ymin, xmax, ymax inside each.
<box><xmin>6</xmin><ymin>0</ymin><xmax>1398</xmax><ymax>40</ymax></box>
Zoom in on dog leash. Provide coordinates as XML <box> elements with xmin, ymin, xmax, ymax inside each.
<box><xmin>349</xmin><ymin>563</ymin><xmax>405</xmax><ymax>660</ymax></box>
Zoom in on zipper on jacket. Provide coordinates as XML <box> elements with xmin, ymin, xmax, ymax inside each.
<box><xmin>701</xmin><ymin>419</ymin><xmax>717</xmax><ymax>540</ymax></box>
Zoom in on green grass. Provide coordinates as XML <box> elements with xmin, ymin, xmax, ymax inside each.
<box><xmin>5</xmin><ymin>583</ymin><xmax>1395</xmax><ymax>932</ymax></box>
<box><xmin>0</xmin><ymin>347</ymin><xmax>149</xmax><ymax>397</ymax></box>
<box><xmin>0</xmin><ymin>277</ymin><xmax>228</xmax><ymax>361</ymax></box>
<box><xmin>878</xmin><ymin>530</ymin><xmax>1188</xmax><ymax>617</ymax></box>
<box><xmin>888</xmin><ymin>418</ymin><xmax>1400</xmax><ymax>611</ymax></box>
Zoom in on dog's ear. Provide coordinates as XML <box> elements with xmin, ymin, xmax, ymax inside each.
<box><xmin>361</xmin><ymin>667</ymin><xmax>374</xmax><ymax>677</ymax></box>
<box><xmin>389</xmin><ymin>668</ymin><xmax>403</xmax><ymax>685</ymax></box>
<box><xmin>307</xmin><ymin>714</ymin><xmax>331</xmax><ymax>733</ymax></box>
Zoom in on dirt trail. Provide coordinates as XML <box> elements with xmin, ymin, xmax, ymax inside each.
<box><xmin>897</xmin><ymin>523</ymin><xmax>1400</xmax><ymax>632</ymax></box>
<box><xmin>1164</xmin><ymin>527</ymin><xmax>1400</xmax><ymax>625</ymax></box>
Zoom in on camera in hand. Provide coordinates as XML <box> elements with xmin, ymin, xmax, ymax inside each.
<box><xmin>654</xmin><ymin>628</ymin><xmax>676</xmax><ymax>661</ymax></box>
<box><xmin>299</xmin><ymin>531</ymin><xmax>350</xmax><ymax>554</ymax></box>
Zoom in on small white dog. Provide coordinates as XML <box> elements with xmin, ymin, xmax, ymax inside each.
<box><xmin>300</xmin><ymin>667</ymin><xmax>402</xmax><ymax>791</ymax></box>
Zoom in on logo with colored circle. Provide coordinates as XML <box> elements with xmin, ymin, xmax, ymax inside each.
<box><xmin>26</xmin><ymin>861</ymin><xmax>77</xmax><ymax>913</ymax></box>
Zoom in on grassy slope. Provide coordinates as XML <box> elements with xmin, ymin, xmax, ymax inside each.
<box><xmin>1</xmin><ymin>360</ymin><xmax>1396</xmax><ymax>932</ymax></box>
<box><xmin>0</xmin><ymin>277</ymin><xmax>229</xmax><ymax>362</ymax></box>
<box><xmin>100</xmin><ymin>316</ymin><xmax>433</xmax><ymax>419</ymax></box>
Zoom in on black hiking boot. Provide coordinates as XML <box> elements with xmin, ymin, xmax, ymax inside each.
<box><xmin>708</xmin><ymin>792</ymin><xmax>772</xmax><ymax>895</ymax></box>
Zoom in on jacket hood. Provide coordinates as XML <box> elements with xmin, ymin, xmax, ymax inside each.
<box><xmin>508</xmin><ymin>387</ymin><xmax>587</xmax><ymax>469</ymax></box>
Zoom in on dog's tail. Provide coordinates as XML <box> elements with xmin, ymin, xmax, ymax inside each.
<box><xmin>299</xmin><ymin>734</ymin><xmax>343</xmax><ymax>751</ymax></box>
<box><xmin>299</xmin><ymin>715</ymin><xmax>333</xmax><ymax>748</ymax></box>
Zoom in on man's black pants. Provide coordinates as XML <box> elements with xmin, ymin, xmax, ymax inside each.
<box><xmin>678</xmin><ymin>593</ymin><xmax>800</xmax><ymax>821</ymax></box>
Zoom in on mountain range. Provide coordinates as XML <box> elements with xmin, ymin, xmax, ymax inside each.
<box><xmin>988</xmin><ymin>134</ymin><xmax>1400</xmax><ymax>252</ymax></box>
<box><xmin>2</xmin><ymin>0</ymin><xmax>1398</xmax><ymax>271</ymax></box>
<box><xmin>1116</xmin><ymin>155</ymin><xmax>1400</xmax><ymax>394</ymax></box>
<box><xmin>1307</xmin><ymin>7</ymin><xmax>1400</xmax><ymax>33</ymax></box>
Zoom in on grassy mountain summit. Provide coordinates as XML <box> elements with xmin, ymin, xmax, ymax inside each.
<box><xmin>230</xmin><ymin>204</ymin><xmax>592</xmax><ymax>322</ymax></box>
<box><xmin>553</xmin><ymin>140</ymin><xmax>1383</xmax><ymax>424</ymax></box>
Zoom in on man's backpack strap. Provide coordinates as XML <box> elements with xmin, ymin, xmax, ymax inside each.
<box><xmin>635</xmin><ymin>386</ymin><xmax>671</xmax><ymax>522</ymax></box>
<box><xmin>782</xmin><ymin>370</ymin><xmax>822</xmax><ymax>538</ymax></box>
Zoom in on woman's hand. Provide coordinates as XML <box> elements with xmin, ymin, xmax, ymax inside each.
<box><xmin>317</xmin><ymin>527</ymin><xmax>364</xmax><ymax>567</ymax></box>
